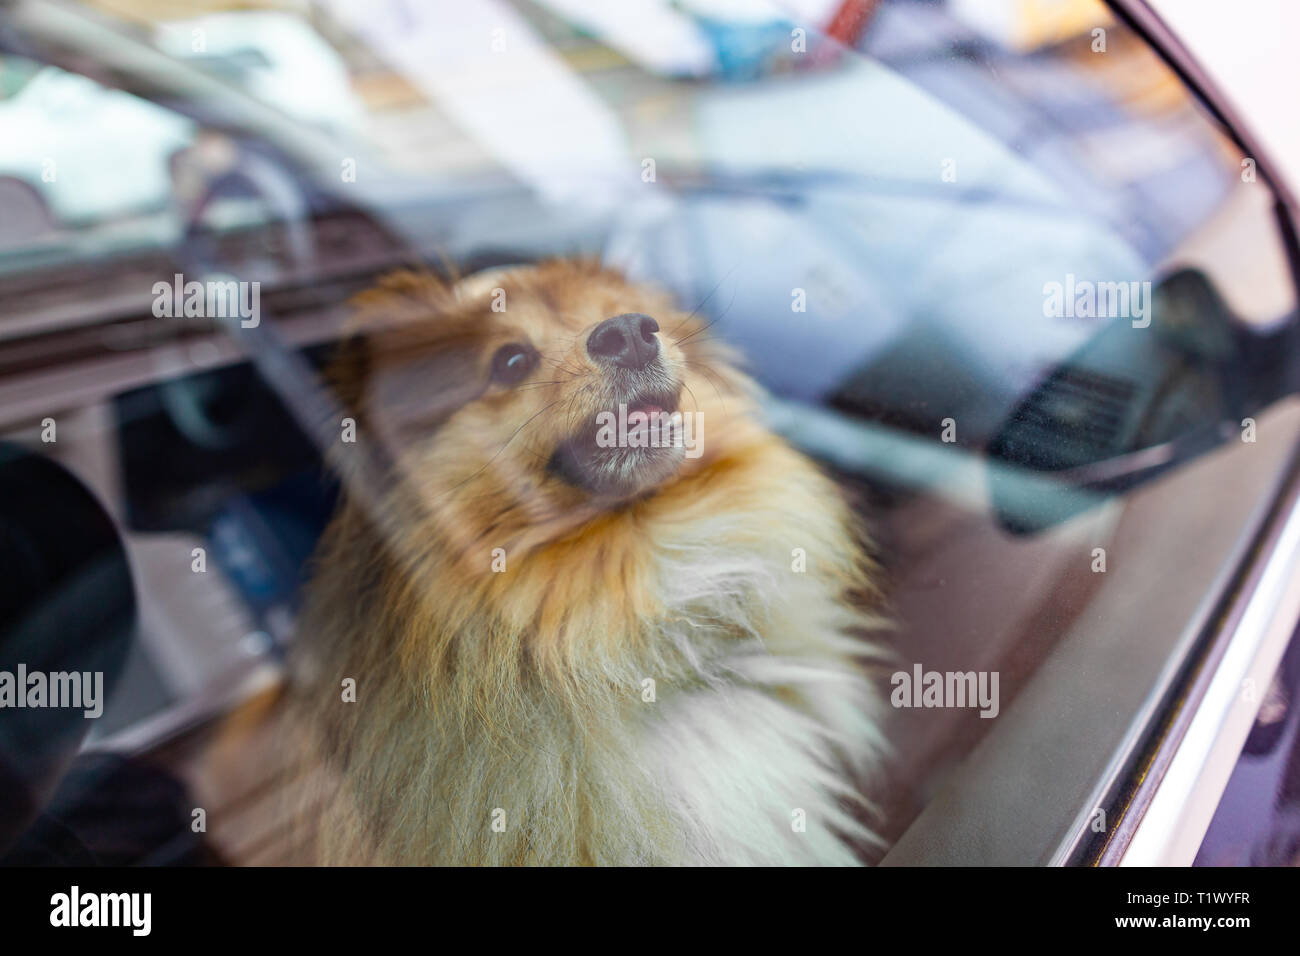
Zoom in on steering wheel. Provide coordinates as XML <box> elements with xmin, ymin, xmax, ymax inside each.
<box><xmin>176</xmin><ymin>136</ymin><xmax>318</xmax><ymax>280</ymax></box>
<box><xmin>159</xmin><ymin>138</ymin><xmax>319</xmax><ymax>450</ymax></box>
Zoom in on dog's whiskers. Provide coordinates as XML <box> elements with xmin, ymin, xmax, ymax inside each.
<box><xmin>664</xmin><ymin>262</ymin><xmax>742</xmax><ymax>340</ymax></box>
<box><xmin>671</xmin><ymin>280</ymin><xmax>740</xmax><ymax>350</ymax></box>
<box><xmin>516</xmin><ymin>380</ymin><xmax>566</xmax><ymax>391</ymax></box>
<box><xmin>432</xmin><ymin>397</ymin><xmax>568</xmax><ymax>501</ymax></box>
<box><xmin>683</xmin><ymin>361</ymin><xmax>726</xmax><ymax>401</ymax></box>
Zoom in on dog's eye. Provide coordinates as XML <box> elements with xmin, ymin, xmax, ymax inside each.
<box><xmin>490</xmin><ymin>343</ymin><xmax>537</xmax><ymax>386</ymax></box>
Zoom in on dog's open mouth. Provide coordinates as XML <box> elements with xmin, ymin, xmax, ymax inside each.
<box><xmin>622</xmin><ymin>388</ymin><xmax>680</xmax><ymax>435</ymax></box>
<box><xmin>548</xmin><ymin>385</ymin><xmax>686</xmax><ymax>497</ymax></box>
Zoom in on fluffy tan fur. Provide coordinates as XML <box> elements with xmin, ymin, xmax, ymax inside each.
<box><xmin>289</xmin><ymin>260</ymin><xmax>886</xmax><ymax>865</ymax></box>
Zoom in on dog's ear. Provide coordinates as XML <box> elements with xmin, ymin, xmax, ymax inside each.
<box><xmin>327</xmin><ymin>269</ymin><xmax>463</xmax><ymax>418</ymax></box>
<box><xmin>347</xmin><ymin>269</ymin><xmax>455</xmax><ymax>332</ymax></box>
<box><xmin>366</xmin><ymin>336</ymin><xmax>487</xmax><ymax>443</ymax></box>
<box><xmin>316</xmin><ymin>271</ymin><xmax>484</xmax><ymax>469</ymax></box>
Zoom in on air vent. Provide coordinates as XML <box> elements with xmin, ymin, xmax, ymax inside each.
<box><xmin>991</xmin><ymin>366</ymin><xmax>1137</xmax><ymax>471</ymax></box>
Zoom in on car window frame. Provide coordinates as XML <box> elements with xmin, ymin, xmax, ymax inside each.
<box><xmin>880</xmin><ymin>0</ymin><xmax>1300</xmax><ymax>866</ymax></box>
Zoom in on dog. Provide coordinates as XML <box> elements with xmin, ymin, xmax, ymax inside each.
<box><xmin>289</xmin><ymin>259</ymin><xmax>887</xmax><ymax>865</ymax></box>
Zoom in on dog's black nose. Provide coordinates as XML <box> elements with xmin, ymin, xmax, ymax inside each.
<box><xmin>586</xmin><ymin>313</ymin><xmax>660</xmax><ymax>370</ymax></box>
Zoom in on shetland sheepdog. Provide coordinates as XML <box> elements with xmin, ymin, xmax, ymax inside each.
<box><xmin>290</xmin><ymin>260</ymin><xmax>886</xmax><ymax>865</ymax></box>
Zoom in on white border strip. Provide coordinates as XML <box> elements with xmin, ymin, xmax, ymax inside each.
<box><xmin>1120</xmin><ymin>492</ymin><xmax>1300</xmax><ymax>865</ymax></box>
